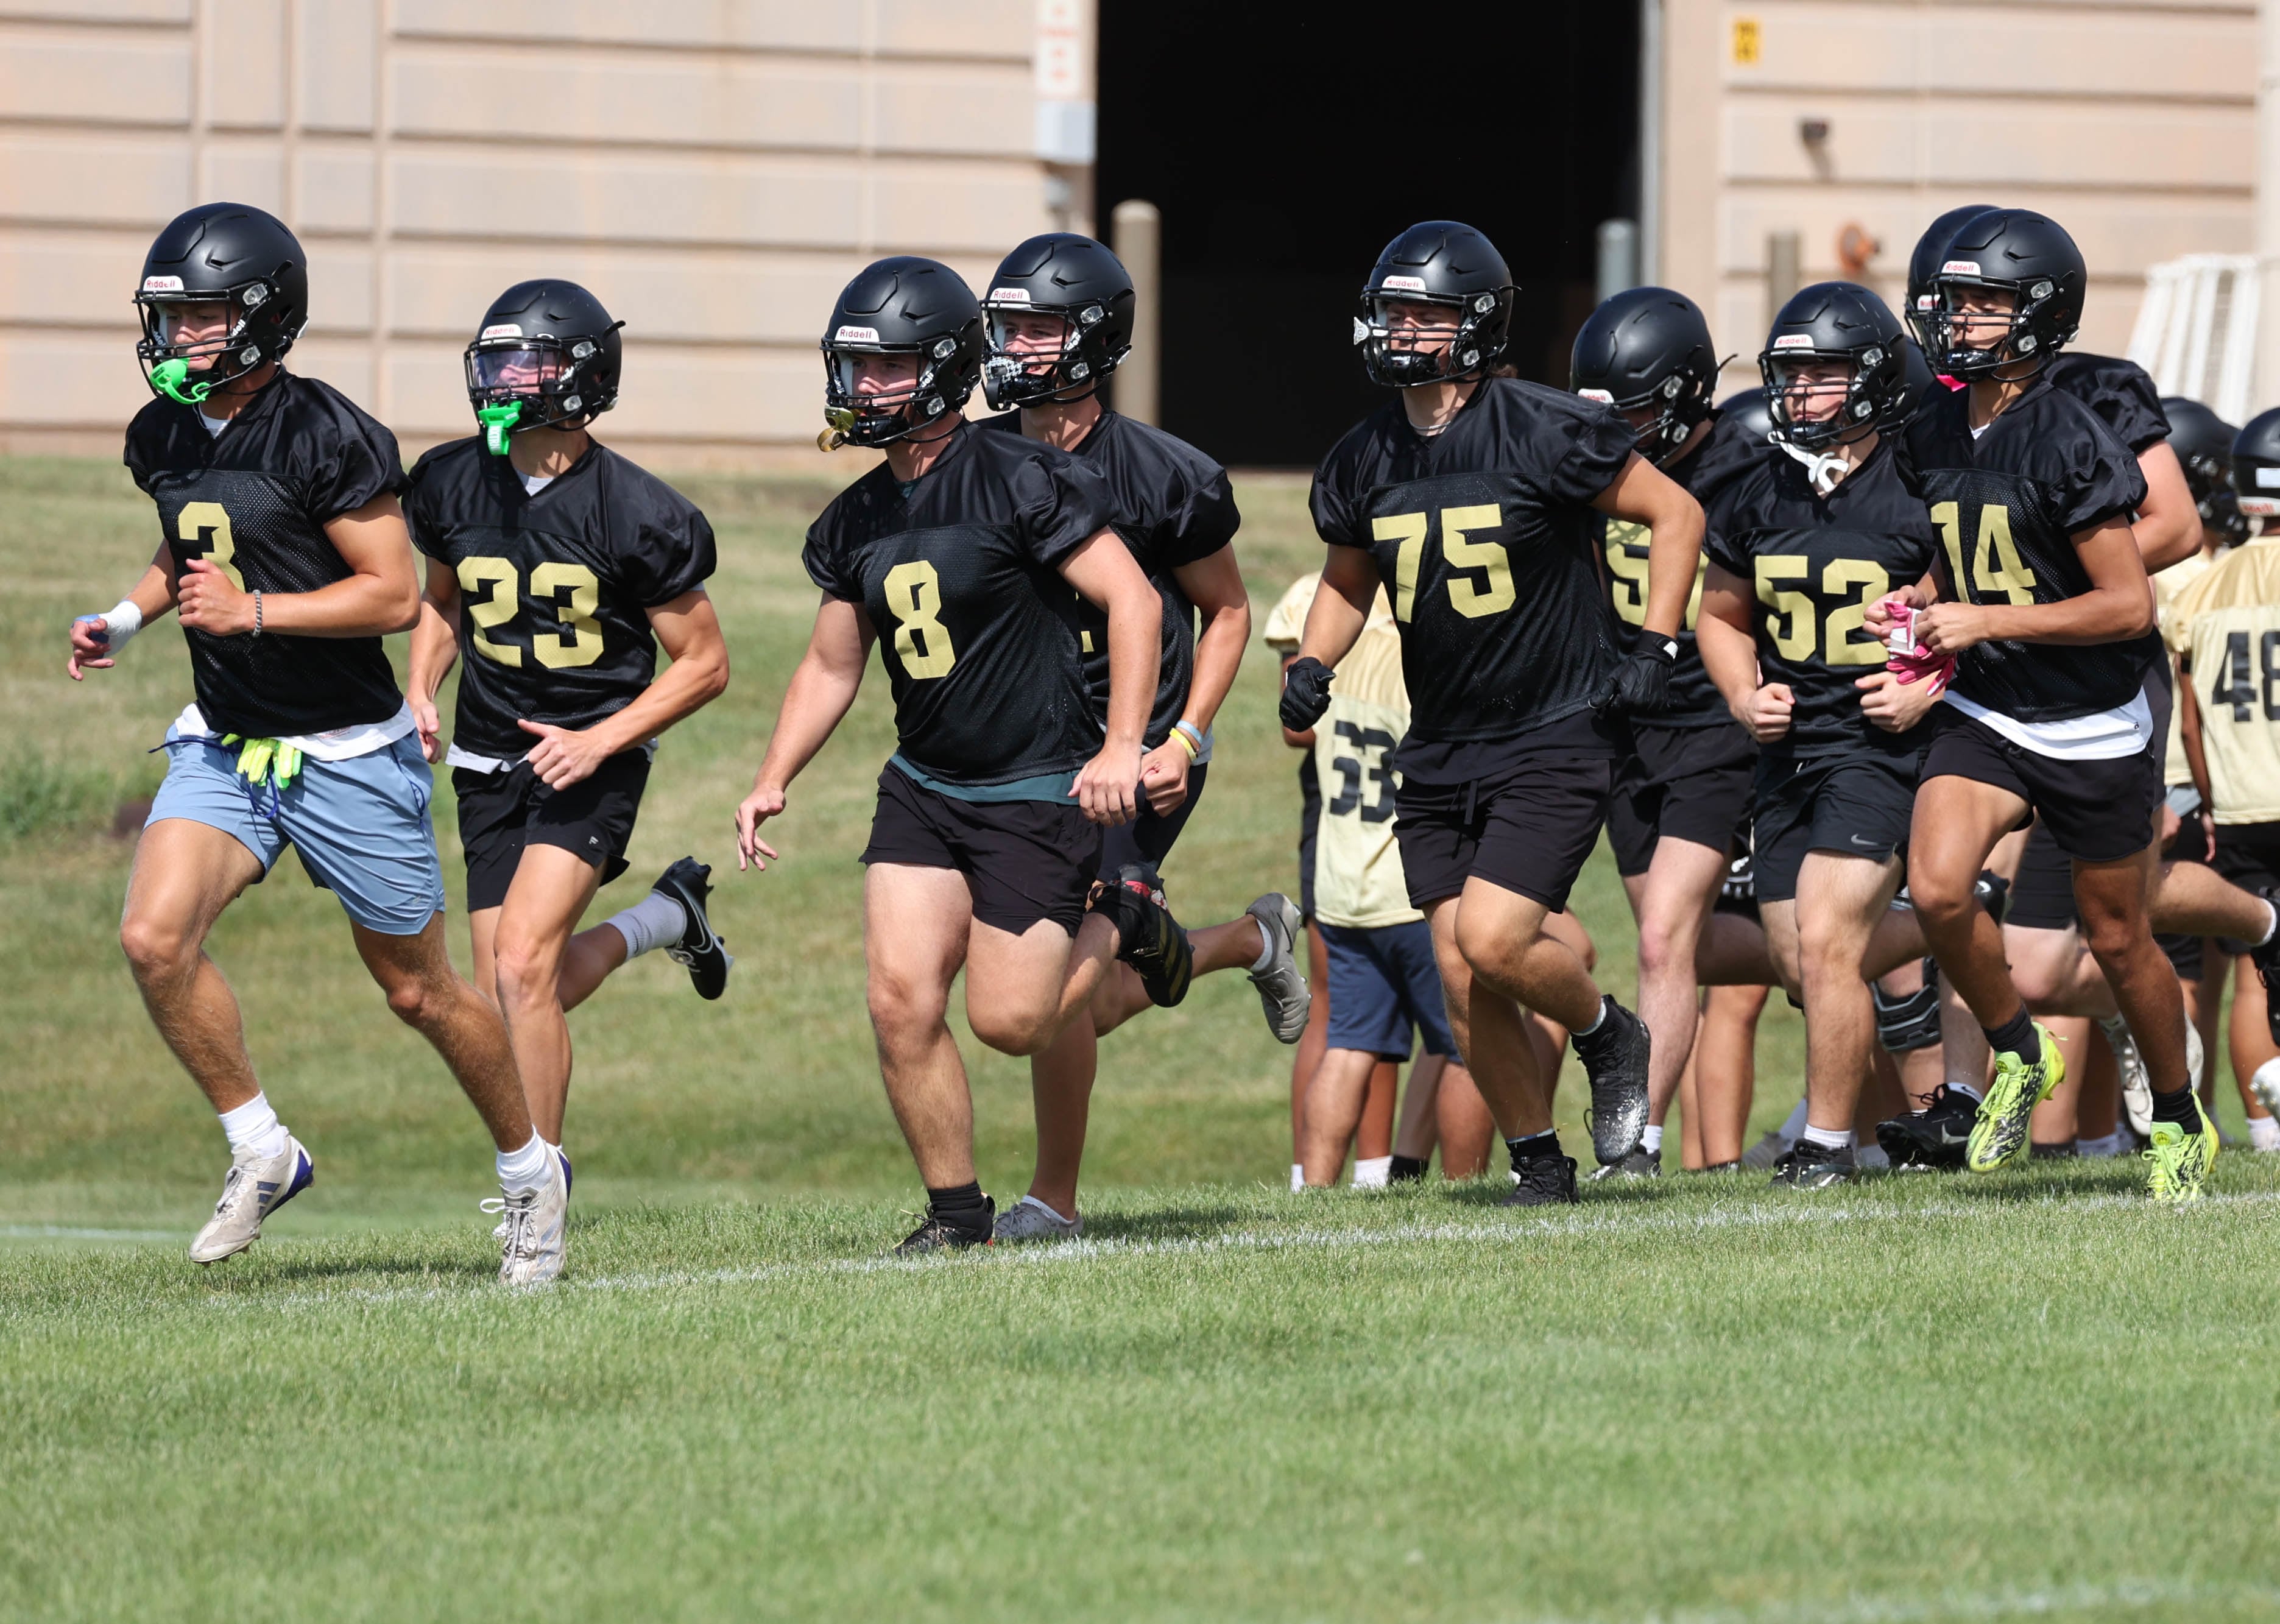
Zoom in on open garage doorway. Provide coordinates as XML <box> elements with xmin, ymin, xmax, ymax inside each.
<box><xmin>1096</xmin><ymin>3</ymin><xmax>1641</xmax><ymax>468</ymax></box>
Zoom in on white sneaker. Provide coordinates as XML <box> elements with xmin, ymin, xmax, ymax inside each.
<box><xmin>990</xmin><ymin>1194</ymin><xmax>1082</xmax><ymax>1243</ymax></box>
<box><xmin>189</xmin><ymin>1135</ymin><xmax>314</xmax><ymax>1264</ymax></box>
<box><xmin>1244</xmin><ymin>893</ymin><xmax>1311</xmax><ymax>1044</ymax></box>
<box><xmin>484</xmin><ymin>1153</ymin><xmax>568</xmax><ymax>1287</ymax></box>
<box><xmin>493</xmin><ymin>1146</ymin><xmax>571</xmax><ymax>1241</ymax></box>
<box><xmin>2103</xmin><ymin>1017</ymin><xmax>2154</xmax><ymax>1140</ymax></box>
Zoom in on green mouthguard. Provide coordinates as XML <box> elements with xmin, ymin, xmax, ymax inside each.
<box><xmin>478</xmin><ymin>401</ymin><xmax>523</xmax><ymax>455</ymax></box>
<box><xmin>149</xmin><ymin>358</ymin><xmax>213</xmax><ymax>407</ymax></box>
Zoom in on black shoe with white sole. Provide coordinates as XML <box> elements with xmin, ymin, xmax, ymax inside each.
<box><xmin>652</xmin><ymin>856</ymin><xmax>733</xmax><ymax>1000</ymax></box>
<box><xmin>1770</xmin><ymin>1140</ymin><xmax>1856</xmax><ymax>1188</ymax></box>
<box><xmin>1502</xmin><ymin>1152</ymin><xmax>1579</xmax><ymax>1207</ymax></box>
<box><xmin>1874</xmin><ymin>1083</ymin><xmax>1975</xmax><ymax>1170</ymax></box>
<box><xmin>1572</xmin><ymin>997</ymin><xmax>1651</xmax><ymax>1166</ymax></box>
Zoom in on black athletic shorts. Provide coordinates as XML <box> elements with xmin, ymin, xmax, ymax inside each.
<box><xmin>1919</xmin><ymin>709</ymin><xmax>2160</xmax><ymax>864</ymax></box>
<box><xmin>861</xmin><ymin>763</ymin><xmax>1101</xmax><ymax>935</ymax></box>
<box><xmin>2006</xmin><ymin>822</ymin><xmax>2078</xmax><ymax>931</ymax></box>
<box><xmin>2214</xmin><ymin>821</ymin><xmax>2280</xmax><ymax>897</ymax></box>
<box><xmin>1751</xmin><ymin>749</ymin><xmax>1918</xmax><ymax>904</ymax></box>
<box><xmin>1605</xmin><ymin>721</ymin><xmax>1756</xmax><ymax>878</ymax></box>
<box><xmin>1101</xmin><ymin>762</ymin><xmax>1207</xmax><ymax>877</ymax></box>
<box><xmin>1394</xmin><ymin>755</ymin><xmax>1614</xmax><ymax>913</ymax></box>
<box><xmin>453</xmin><ymin>750</ymin><xmax>649</xmax><ymax>913</ymax></box>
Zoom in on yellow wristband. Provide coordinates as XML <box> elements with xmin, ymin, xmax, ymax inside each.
<box><xmin>1172</xmin><ymin>729</ymin><xmax>1199</xmax><ymax>761</ymax></box>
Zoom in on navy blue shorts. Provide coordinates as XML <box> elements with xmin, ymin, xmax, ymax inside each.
<box><xmin>1320</xmin><ymin>919</ymin><xmax>1456</xmax><ymax>1061</ymax></box>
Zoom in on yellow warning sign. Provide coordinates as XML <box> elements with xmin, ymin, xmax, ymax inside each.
<box><xmin>1732</xmin><ymin>16</ymin><xmax>1761</xmax><ymax>65</ymax></box>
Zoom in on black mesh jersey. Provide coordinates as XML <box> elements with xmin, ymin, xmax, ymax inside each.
<box><xmin>1598</xmin><ymin>410</ymin><xmax>1768</xmax><ymax>728</ymax></box>
<box><xmin>404</xmin><ymin>438</ymin><xmax>718</xmax><ymax>760</ymax></box>
<box><xmin>804</xmin><ymin>420</ymin><xmax>1113</xmax><ymax>787</ymax></box>
<box><xmin>2042</xmin><ymin>352</ymin><xmax>2171</xmax><ymax>454</ymax></box>
<box><xmin>122</xmin><ymin>370</ymin><xmax>407</xmax><ymax>738</ymax></box>
<box><xmin>1704</xmin><ymin>437</ymin><xmax>1941</xmax><ymax>759</ymax></box>
<box><xmin>1310</xmin><ymin>378</ymin><xmax>1638</xmax><ymax>779</ymax></box>
<box><xmin>981</xmin><ymin>409</ymin><xmax>1238</xmax><ymax>748</ymax></box>
<box><xmin>1906</xmin><ymin>379</ymin><xmax>2151</xmax><ymax>721</ymax></box>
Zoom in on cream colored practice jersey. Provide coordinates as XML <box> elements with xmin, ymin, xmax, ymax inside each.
<box><xmin>2167</xmin><ymin>535</ymin><xmax>2280</xmax><ymax>822</ymax></box>
<box><xmin>2153</xmin><ymin>548</ymin><xmax>2211</xmax><ymax>789</ymax></box>
<box><xmin>1263</xmin><ymin>574</ymin><xmax>1418</xmax><ymax>928</ymax></box>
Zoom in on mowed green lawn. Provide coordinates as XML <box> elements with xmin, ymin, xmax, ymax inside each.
<box><xmin>7</xmin><ymin>454</ymin><xmax>2280</xmax><ymax>1623</ymax></box>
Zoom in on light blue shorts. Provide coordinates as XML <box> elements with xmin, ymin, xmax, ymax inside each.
<box><xmin>147</xmin><ymin>732</ymin><xmax>447</xmax><ymax>935</ymax></box>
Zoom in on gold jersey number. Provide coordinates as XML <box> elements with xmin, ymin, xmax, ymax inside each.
<box><xmin>454</xmin><ymin>557</ymin><xmax>604</xmax><ymax>669</ymax></box>
<box><xmin>1375</xmin><ymin>504</ymin><xmax>1512</xmax><ymax>622</ymax></box>
<box><xmin>883</xmin><ymin>559</ymin><xmax>957</xmax><ymax>679</ymax></box>
<box><xmin>1604</xmin><ymin>520</ymin><xmax>1705</xmax><ymax>630</ymax></box>
<box><xmin>1753</xmin><ymin>555</ymin><xmax>1891</xmax><ymax>664</ymax></box>
<box><xmin>175</xmin><ymin>501</ymin><xmax>247</xmax><ymax>590</ymax></box>
<box><xmin>1930</xmin><ymin>501</ymin><xmax>2039</xmax><ymax>607</ymax></box>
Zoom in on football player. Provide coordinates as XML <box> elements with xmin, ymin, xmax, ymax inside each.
<box><xmin>1572</xmin><ymin>287</ymin><xmax>1763</xmax><ymax>1176</ymax></box>
<box><xmin>2172</xmin><ymin>408</ymin><xmax>2280</xmax><ymax>1142</ymax></box>
<box><xmin>733</xmin><ymin>257</ymin><xmax>1174</xmax><ymax>1253</ymax></box>
<box><xmin>68</xmin><ymin>203</ymin><xmax>548</xmax><ymax>1279</ymax></box>
<box><xmin>1286</xmin><ymin>221</ymin><xmax>1707</xmax><ymax>1204</ymax></box>
<box><xmin>976</xmin><ymin>235</ymin><xmax>1307</xmax><ymax>1240</ymax></box>
<box><xmin>404</xmin><ymin>281</ymin><xmax>733</xmax><ymax>1219</ymax></box>
<box><xmin>1695</xmin><ymin>283</ymin><xmax>1946</xmax><ymax>1187</ymax></box>
<box><xmin>1883</xmin><ymin>208</ymin><xmax>2217</xmax><ymax>1198</ymax></box>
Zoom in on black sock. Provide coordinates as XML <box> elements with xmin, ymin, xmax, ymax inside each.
<box><xmin>1506</xmin><ymin>1131</ymin><xmax>1561</xmax><ymax>1167</ymax></box>
<box><xmin>1982</xmin><ymin>1006</ymin><xmax>2039</xmax><ymax>1064</ymax></box>
<box><xmin>2149</xmin><ymin>1084</ymin><xmax>2201</xmax><ymax>1129</ymax></box>
<box><xmin>1388</xmin><ymin>1154</ymin><xmax>1429</xmax><ymax>1182</ymax></box>
<box><xmin>925</xmin><ymin>1181</ymin><xmax>990</xmax><ymax>1231</ymax></box>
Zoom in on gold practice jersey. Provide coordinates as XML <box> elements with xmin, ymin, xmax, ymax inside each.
<box><xmin>2153</xmin><ymin>548</ymin><xmax>2212</xmax><ymax>788</ymax></box>
<box><xmin>2167</xmin><ymin>535</ymin><xmax>2280</xmax><ymax>822</ymax></box>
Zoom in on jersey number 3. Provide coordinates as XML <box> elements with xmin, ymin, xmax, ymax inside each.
<box><xmin>883</xmin><ymin>560</ymin><xmax>957</xmax><ymax>679</ymax></box>
<box><xmin>455</xmin><ymin>557</ymin><xmax>604</xmax><ymax>669</ymax></box>
<box><xmin>1374</xmin><ymin>505</ymin><xmax>1512</xmax><ymax>623</ymax></box>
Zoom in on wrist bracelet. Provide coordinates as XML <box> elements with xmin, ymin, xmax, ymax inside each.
<box><xmin>252</xmin><ymin>591</ymin><xmax>263</xmax><ymax>637</ymax></box>
<box><xmin>1171</xmin><ymin>729</ymin><xmax>1199</xmax><ymax>761</ymax></box>
<box><xmin>1173</xmin><ymin>719</ymin><xmax>1206</xmax><ymax>755</ymax></box>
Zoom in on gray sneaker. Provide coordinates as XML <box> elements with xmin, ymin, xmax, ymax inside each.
<box><xmin>484</xmin><ymin>1153</ymin><xmax>568</xmax><ymax>1287</ymax></box>
<box><xmin>991</xmin><ymin>1195</ymin><xmax>1083</xmax><ymax>1243</ymax></box>
<box><xmin>2102</xmin><ymin>1016</ymin><xmax>2153</xmax><ymax>1140</ymax></box>
<box><xmin>189</xmin><ymin>1135</ymin><xmax>314</xmax><ymax>1264</ymax></box>
<box><xmin>1244</xmin><ymin>892</ymin><xmax>1310</xmax><ymax>1044</ymax></box>
<box><xmin>1587</xmin><ymin>1146</ymin><xmax>1662</xmax><ymax>1181</ymax></box>
<box><xmin>1740</xmin><ymin>1128</ymin><xmax>1795</xmax><ymax>1171</ymax></box>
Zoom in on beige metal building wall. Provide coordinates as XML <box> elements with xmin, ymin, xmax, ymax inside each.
<box><xmin>1656</xmin><ymin>0</ymin><xmax>2257</xmax><ymax>395</ymax></box>
<box><xmin>0</xmin><ymin>0</ymin><xmax>1093</xmax><ymax>467</ymax></box>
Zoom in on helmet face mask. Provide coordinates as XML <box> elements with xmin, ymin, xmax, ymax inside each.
<box><xmin>821</xmin><ymin>330</ymin><xmax>966</xmax><ymax>447</ymax></box>
<box><xmin>978</xmin><ymin>235</ymin><xmax>1134</xmax><ymax>412</ymax></box>
<box><xmin>1905</xmin><ymin>203</ymin><xmax>1997</xmax><ymax>353</ymax></box>
<box><xmin>462</xmin><ymin>284</ymin><xmax>621</xmax><ymax>455</ymax></box>
<box><xmin>133</xmin><ymin>203</ymin><xmax>309</xmax><ymax>408</ymax></box>
<box><xmin>818</xmin><ymin>258</ymin><xmax>983</xmax><ymax>450</ymax></box>
<box><xmin>1757</xmin><ymin>281</ymin><xmax>1911</xmax><ymax>453</ymax></box>
<box><xmin>1926</xmin><ymin>210</ymin><xmax>2084</xmax><ymax>382</ymax></box>
<box><xmin>1569</xmin><ymin>286</ymin><xmax>1718</xmax><ymax>465</ymax></box>
<box><xmin>1355</xmin><ymin>222</ymin><xmax>1516</xmax><ymax>390</ymax></box>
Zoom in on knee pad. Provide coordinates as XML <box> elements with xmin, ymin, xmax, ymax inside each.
<box><xmin>1872</xmin><ymin>962</ymin><xmax>1943</xmax><ymax>1053</ymax></box>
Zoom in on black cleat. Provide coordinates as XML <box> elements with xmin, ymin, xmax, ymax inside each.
<box><xmin>1388</xmin><ymin>1154</ymin><xmax>1430</xmax><ymax>1182</ymax></box>
<box><xmin>1503</xmin><ymin>1153</ymin><xmax>1579</xmax><ymax>1207</ymax></box>
<box><xmin>895</xmin><ymin>1194</ymin><xmax>996</xmax><ymax>1257</ymax></box>
<box><xmin>1770</xmin><ymin>1140</ymin><xmax>1855</xmax><ymax>1188</ymax></box>
<box><xmin>1090</xmin><ymin>864</ymin><xmax>1193</xmax><ymax>1007</ymax></box>
<box><xmin>2251</xmin><ymin>888</ymin><xmax>2280</xmax><ymax>1047</ymax></box>
<box><xmin>1874</xmin><ymin>1084</ymin><xmax>1976</xmax><ymax>1170</ymax></box>
<box><xmin>2030</xmin><ymin>1139</ymin><xmax>2078</xmax><ymax>1160</ymax></box>
<box><xmin>1572</xmin><ymin>997</ymin><xmax>1651</xmax><ymax>1165</ymax></box>
<box><xmin>1975</xmin><ymin>869</ymin><xmax>2010</xmax><ymax>927</ymax></box>
<box><xmin>652</xmin><ymin>857</ymin><xmax>733</xmax><ymax>1000</ymax></box>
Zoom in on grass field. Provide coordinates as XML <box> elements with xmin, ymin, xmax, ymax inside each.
<box><xmin>7</xmin><ymin>453</ymin><xmax>2280</xmax><ymax>1622</ymax></box>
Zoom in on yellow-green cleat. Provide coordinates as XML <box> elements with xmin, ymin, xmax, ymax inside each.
<box><xmin>1966</xmin><ymin>1022</ymin><xmax>2064</xmax><ymax>1173</ymax></box>
<box><xmin>2144</xmin><ymin>1098</ymin><xmax>2220</xmax><ymax>1203</ymax></box>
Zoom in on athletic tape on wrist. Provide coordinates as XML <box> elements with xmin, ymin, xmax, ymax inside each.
<box><xmin>79</xmin><ymin>598</ymin><xmax>143</xmax><ymax>654</ymax></box>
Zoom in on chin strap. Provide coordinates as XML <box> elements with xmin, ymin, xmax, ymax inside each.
<box><xmin>148</xmin><ymin>358</ymin><xmax>214</xmax><ymax>408</ymax></box>
<box><xmin>1778</xmin><ymin>439</ymin><xmax>1850</xmax><ymax>496</ymax></box>
<box><xmin>478</xmin><ymin>401</ymin><xmax>522</xmax><ymax>455</ymax></box>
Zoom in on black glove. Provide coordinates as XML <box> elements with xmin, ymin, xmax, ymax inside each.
<box><xmin>1279</xmin><ymin>656</ymin><xmax>1335</xmax><ymax>730</ymax></box>
<box><xmin>1595</xmin><ymin>632</ymin><xmax>1679</xmax><ymax>716</ymax></box>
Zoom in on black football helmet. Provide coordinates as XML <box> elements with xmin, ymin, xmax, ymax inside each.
<box><xmin>133</xmin><ymin>202</ymin><xmax>308</xmax><ymax>407</ymax></box>
<box><xmin>1759</xmin><ymin>282</ymin><xmax>1910</xmax><ymax>451</ymax></box>
<box><xmin>820</xmin><ymin>256</ymin><xmax>983</xmax><ymax>449</ymax></box>
<box><xmin>1929</xmin><ymin>209</ymin><xmax>2086</xmax><ymax>381</ymax></box>
<box><xmin>463</xmin><ymin>281</ymin><xmax>623</xmax><ymax>454</ymax></box>
<box><xmin>1718</xmin><ymin>385</ymin><xmax>1776</xmax><ymax>447</ymax></box>
<box><xmin>2229</xmin><ymin>407</ymin><xmax>2280</xmax><ymax>522</ymax></box>
<box><xmin>1355</xmin><ymin>222</ymin><xmax>1516</xmax><ymax>387</ymax></box>
<box><xmin>979</xmin><ymin>233</ymin><xmax>1134</xmax><ymax>411</ymax></box>
<box><xmin>1570</xmin><ymin>287</ymin><xmax>1720</xmax><ymax>465</ymax></box>
<box><xmin>1904</xmin><ymin>203</ymin><xmax>1996</xmax><ymax>353</ymax></box>
<box><xmin>2162</xmin><ymin>396</ymin><xmax>2245</xmax><ymax>543</ymax></box>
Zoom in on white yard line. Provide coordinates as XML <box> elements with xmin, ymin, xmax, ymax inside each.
<box><xmin>1518</xmin><ymin>1575</ymin><xmax>2279</xmax><ymax>1623</ymax></box>
<box><xmin>0</xmin><ymin>1223</ymin><xmax>185</xmax><ymax>1241</ymax></box>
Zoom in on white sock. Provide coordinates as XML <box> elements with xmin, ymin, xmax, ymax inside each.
<box><xmin>1946</xmin><ymin>1081</ymin><xmax>1983</xmax><ymax>1104</ymax></box>
<box><xmin>1777</xmin><ymin>1096</ymin><xmax>1810</xmax><ymax>1142</ymax></box>
<box><xmin>1351</xmin><ymin>1155</ymin><xmax>1392</xmax><ymax>1188</ymax></box>
<box><xmin>1574</xmin><ymin>997</ymin><xmax>1609</xmax><ymax>1037</ymax></box>
<box><xmin>2259</xmin><ymin>900</ymin><xmax>2278</xmax><ymax>948</ymax></box>
<box><xmin>2077</xmin><ymin>1129</ymin><xmax>2127</xmax><ymax>1159</ymax></box>
<box><xmin>606</xmin><ymin>891</ymin><xmax>688</xmax><ymax>959</ymax></box>
<box><xmin>1641</xmin><ymin>1124</ymin><xmax>1664</xmax><ymax>1154</ymax></box>
<box><xmin>218</xmin><ymin>1092</ymin><xmax>289</xmax><ymax>1160</ymax></box>
<box><xmin>1291</xmin><ymin>1162</ymin><xmax>1305</xmax><ymax>1193</ymax></box>
<box><xmin>496</xmin><ymin>1132</ymin><xmax>550</xmax><ymax>1193</ymax></box>
<box><xmin>2249</xmin><ymin>1115</ymin><xmax>2280</xmax><ymax>1153</ymax></box>
<box><xmin>2255</xmin><ymin>1059</ymin><xmax>2280</xmax><ymax>1110</ymax></box>
<box><xmin>1857</xmin><ymin>1143</ymin><xmax>1890</xmax><ymax>1170</ymax></box>
<box><xmin>1801</xmin><ymin>1124</ymin><xmax>1855</xmax><ymax>1151</ymax></box>
<box><xmin>1250</xmin><ymin>922</ymin><xmax>1277</xmax><ymax>973</ymax></box>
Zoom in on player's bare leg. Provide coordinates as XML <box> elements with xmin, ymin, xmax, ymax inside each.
<box><xmin>1424</xmin><ymin>895</ymin><xmax>1551</xmax><ymax>1138</ymax></box>
<box><xmin>2232</xmin><ymin>953</ymin><xmax>2280</xmax><ymax>1140</ymax></box>
<box><xmin>1696</xmin><ymin>983</ymin><xmax>1769</xmax><ymax>1167</ymax></box>
<box><xmin>2073</xmin><ymin>850</ymin><xmax>2192</xmax><ymax>1098</ymax></box>
<box><xmin>118</xmin><ymin>819</ymin><xmax>268</xmax><ymax>1114</ymax></box>
<box><xmin>1434</xmin><ymin>1059</ymin><xmax>1496</xmax><ymax>1178</ymax></box>
<box><xmin>1910</xmin><ymin>778</ymin><xmax>2032</xmax><ymax>1033</ymax></box>
<box><xmin>473</xmin><ymin>843</ymin><xmax>604</xmax><ymax>1144</ymax></box>
<box><xmin>352</xmin><ymin>916</ymin><xmax>532</xmax><ymax>1153</ymax></box>
<box><xmin>1620</xmin><ymin>839</ymin><xmax>1727</xmax><ymax>1154</ymax></box>
<box><xmin>863</xmin><ymin>864</ymin><xmax>984</xmax><ymax>1190</ymax></box>
<box><xmin>1300</xmin><ymin>1048</ymin><xmax>1392</xmax><ymax>1185</ymax></box>
<box><xmin>1022</xmin><ymin>1014</ymin><xmax>1096</xmax><ymax>1224</ymax></box>
<box><xmin>1287</xmin><ymin>921</ymin><xmax>1329</xmax><ymax>1188</ymax></box>
<box><xmin>1391</xmin><ymin>1052</ymin><xmax>1445</xmax><ymax>1175</ymax></box>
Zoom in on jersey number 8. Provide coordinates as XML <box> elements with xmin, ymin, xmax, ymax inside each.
<box><xmin>1374</xmin><ymin>505</ymin><xmax>1513</xmax><ymax>623</ymax></box>
<box><xmin>883</xmin><ymin>559</ymin><xmax>957</xmax><ymax>679</ymax></box>
<box><xmin>455</xmin><ymin>557</ymin><xmax>604</xmax><ymax>669</ymax></box>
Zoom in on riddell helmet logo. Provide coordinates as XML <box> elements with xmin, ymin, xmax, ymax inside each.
<box><xmin>142</xmin><ymin>275</ymin><xmax>184</xmax><ymax>292</ymax></box>
<box><xmin>988</xmin><ymin>287</ymin><xmax>1031</xmax><ymax>303</ymax></box>
<box><xmin>1577</xmin><ymin>389</ymin><xmax>1614</xmax><ymax>403</ymax></box>
<box><xmin>834</xmin><ymin>325</ymin><xmax>881</xmax><ymax>343</ymax></box>
<box><xmin>1378</xmin><ymin>275</ymin><xmax>1428</xmax><ymax>292</ymax></box>
<box><xmin>1772</xmin><ymin>334</ymin><xmax>1815</xmax><ymax>348</ymax></box>
<box><xmin>479</xmin><ymin>323</ymin><xmax>522</xmax><ymax>339</ymax></box>
<box><xmin>1940</xmin><ymin>259</ymin><xmax>1982</xmax><ymax>276</ymax></box>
